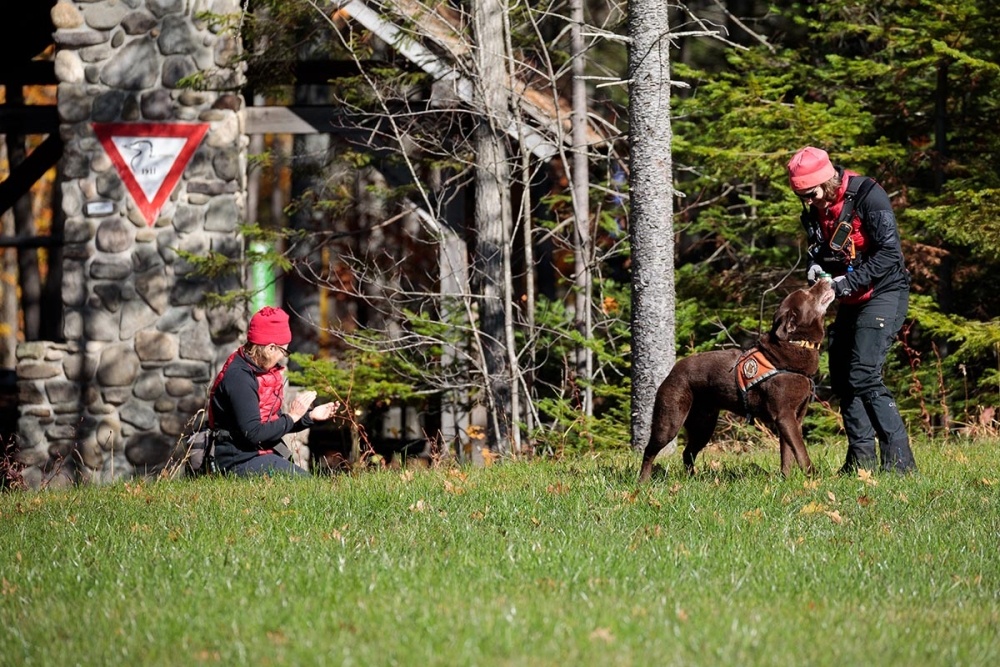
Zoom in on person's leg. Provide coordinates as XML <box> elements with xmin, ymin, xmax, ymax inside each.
<box><xmin>230</xmin><ymin>454</ymin><xmax>310</xmax><ymax>477</ymax></box>
<box><xmin>846</xmin><ymin>290</ymin><xmax>917</xmax><ymax>473</ymax></box>
<box><xmin>829</xmin><ymin>306</ymin><xmax>878</xmax><ymax>472</ymax></box>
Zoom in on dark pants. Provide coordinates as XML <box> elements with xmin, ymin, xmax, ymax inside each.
<box><xmin>228</xmin><ymin>454</ymin><xmax>310</xmax><ymax>478</ymax></box>
<box><xmin>828</xmin><ymin>288</ymin><xmax>917</xmax><ymax>473</ymax></box>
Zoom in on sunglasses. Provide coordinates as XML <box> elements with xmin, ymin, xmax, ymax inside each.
<box><xmin>795</xmin><ymin>186</ymin><xmax>823</xmax><ymax>201</ymax></box>
<box><xmin>271</xmin><ymin>344</ymin><xmax>289</xmax><ymax>356</ymax></box>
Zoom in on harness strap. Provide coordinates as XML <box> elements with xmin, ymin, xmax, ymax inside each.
<box><xmin>733</xmin><ymin>348</ymin><xmax>813</xmax><ymax>420</ymax></box>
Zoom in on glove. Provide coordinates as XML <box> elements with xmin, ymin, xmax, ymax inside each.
<box><xmin>806</xmin><ymin>264</ymin><xmax>823</xmax><ymax>284</ymax></box>
<box><xmin>831</xmin><ymin>275</ymin><xmax>851</xmax><ymax>297</ymax></box>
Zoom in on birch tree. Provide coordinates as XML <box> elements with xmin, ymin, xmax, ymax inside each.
<box><xmin>471</xmin><ymin>0</ymin><xmax>517</xmax><ymax>455</ymax></box>
<box><xmin>627</xmin><ymin>2</ymin><xmax>675</xmax><ymax>450</ymax></box>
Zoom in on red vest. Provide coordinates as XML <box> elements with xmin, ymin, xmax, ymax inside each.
<box><xmin>209</xmin><ymin>348</ymin><xmax>285</xmax><ymax>428</ymax></box>
<box><xmin>817</xmin><ymin>170</ymin><xmax>874</xmax><ymax>304</ymax></box>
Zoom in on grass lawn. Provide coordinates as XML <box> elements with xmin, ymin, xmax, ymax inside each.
<box><xmin>1</xmin><ymin>438</ymin><xmax>998</xmax><ymax>666</ymax></box>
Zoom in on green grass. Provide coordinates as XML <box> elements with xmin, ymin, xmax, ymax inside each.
<box><xmin>2</xmin><ymin>439</ymin><xmax>999</xmax><ymax>666</ymax></box>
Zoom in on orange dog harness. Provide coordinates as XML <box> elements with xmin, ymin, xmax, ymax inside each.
<box><xmin>734</xmin><ymin>347</ymin><xmax>813</xmax><ymax>420</ymax></box>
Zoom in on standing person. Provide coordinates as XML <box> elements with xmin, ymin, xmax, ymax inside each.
<box><xmin>788</xmin><ymin>146</ymin><xmax>917</xmax><ymax>474</ymax></box>
<box><xmin>209</xmin><ymin>306</ymin><xmax>339</xmax><ymax>477</ymax></box>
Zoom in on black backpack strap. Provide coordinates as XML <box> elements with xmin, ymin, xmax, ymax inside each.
<box><xmin>837</xmin><ymin>176</ymin><xmax>877</xmax><ymax>225</ymax></box>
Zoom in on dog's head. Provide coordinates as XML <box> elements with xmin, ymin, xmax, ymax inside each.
<box><xmin>771</xmin><ymin>279</ymin><xmax>836</xmax><ymax>344</ymax></box>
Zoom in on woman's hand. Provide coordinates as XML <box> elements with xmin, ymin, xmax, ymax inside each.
<box><xmin>288</xmin><ymin>390</ymin><xmax>317</xmax><ymax>421</ymax></box>
<box><xmin>309</xmin><ymin>401</ymin><xmax>341</xmax><ymax>422</ymax></box>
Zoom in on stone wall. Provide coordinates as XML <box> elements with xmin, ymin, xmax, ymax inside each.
<box><xmin>15</xmin><ymin>0</ymin><xmax>248</xmax><ymax>487</ymax></box>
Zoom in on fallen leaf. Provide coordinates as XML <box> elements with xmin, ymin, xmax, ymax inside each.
<box><xmin>799</xmin><ymin>501</ymin><xmax>827</xmax><ymax>515</ymax></box>
<box><xmin>827</xmin><ymin>491</ymin><xmax>837</xmax><ymax>503</ymax></box>
<box><xmin>589</xmin><ymin>627</ymin><xmax>615</xmax><ymax>643</ymax></box>
<box><xmin>409</xmin><ymin>499</ymin><xmax>427</xmax><ymax>512</ymax></box>
<box><xmin>480</xmin><ymin>447</ymin><xmax>497</xmax><ymax>466</ymax></box>
<box><xmin>444</xmin><ymin>480</ymin><xmax>465</xmax><ymax>495</ymax></box>
<box><xmin>857</xmin><ymin>469</ymin><xmax>878</xmax><ymax>487</ymax></box>
<box><xmin>856</xmin><ymin>495</ymin><xmax>874</xmax><ymax>507</ymax></box>
<box><xmin>825</xmin><ymin>510</ymin><xmax>843</xmax><ymax>524</ymax></box>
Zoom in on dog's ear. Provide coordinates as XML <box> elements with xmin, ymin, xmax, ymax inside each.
<box><xmin>773</xmin><ymin>305</ymin><xmax>799</xmax><ymax>340</ymax></box>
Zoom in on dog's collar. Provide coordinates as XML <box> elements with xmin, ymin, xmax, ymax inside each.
<box><xmin>788</xmin><ymin>340</ymin><xmax>821</xmax><ymax>350</ymax></box>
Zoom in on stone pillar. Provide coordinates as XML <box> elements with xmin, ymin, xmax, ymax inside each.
<box><xmin>15</xmin><ymin>0</ymin><xmax>247</xmax><ymax>487</ymax></box>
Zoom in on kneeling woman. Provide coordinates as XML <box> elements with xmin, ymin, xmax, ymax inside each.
<box><xmin>209</xmin><ymin>306</ymin><xmax>338</xmax><ymax>476</ymax></box>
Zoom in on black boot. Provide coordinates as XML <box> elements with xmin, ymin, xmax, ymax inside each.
<box><xmin>838</xmin><ymin>442</ymin><xmax>878</xmax><ymax>476</ymax></box>
<box><xmin>863</xmin><ymin>390</ymin><xmax>917</xmax><ymax>474</ymax></box>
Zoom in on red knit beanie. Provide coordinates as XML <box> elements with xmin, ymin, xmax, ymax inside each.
<box><xmin>787</xmin><ymin>146</ymin><xmax>837</xmax><ymax>190</ymax></box>
<box><xmin>247</xmin><ymin>306</ymin><xmax>292</xmax><ymax>346</ymax></box>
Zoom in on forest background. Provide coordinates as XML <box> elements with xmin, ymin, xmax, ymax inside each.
<box><xmin>2</xmin><ymin>0</ymin><xmax>999</xmax><ymax>464</ymax></box>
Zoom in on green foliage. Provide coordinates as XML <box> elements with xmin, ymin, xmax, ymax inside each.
<box><xmin>529</xmin><ymin>280</ymin><xmax>632</xmax><ymax>454</ymax></box>
<box><xmin>286</xmin><ymin>347</ymin><xmax>421</xmax><ymax>409</ymax></box>
<box><xmin>3</xmin><ymin>444</ymin><xmax>1000</xmax><ymax>665</ymax></box>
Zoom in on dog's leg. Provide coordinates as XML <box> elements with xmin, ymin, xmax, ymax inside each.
<box><xmin>639</xmin><ymin>431</ymin><xmax>675</xmax><ymax>483</ymax></box>
<box><xmin>638</xmin><ymin>384</ymin><xmax>692</xmax><ymax>483</ymax></box>
<box><xmin>681</xmin><ymin>408</ymin><xmax>719</xmax><ymax>475</ymax></box>
<box><xmin>774</xmin><ymin>420</ymin><xmax>814</xmax><ymax>476</ymax></box>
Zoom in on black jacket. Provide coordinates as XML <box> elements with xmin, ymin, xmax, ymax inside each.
<box><xmin>209</xmin><ymin>348</ymin><xmax>314</xmax><ymax>472</ymax></box>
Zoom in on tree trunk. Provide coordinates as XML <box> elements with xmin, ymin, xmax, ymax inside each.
<box><xmin>628</xmin><ymin>2</ymin><xmax>676</xmax><ymax>451</ymax></box>
<box><xmin>472</xmin><ymin>0</ymin><xmax>515</xmax><ymax>455</ymax></box>
<box><xmin>571</xmin><ymin>0</ymin><xmax>594</xmax><ymax>419</ymax></box>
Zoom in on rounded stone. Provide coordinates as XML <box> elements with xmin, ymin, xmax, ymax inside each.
<box><xmin>162</xmin><ymin>55</ymin><xmax>197</xmax><ymax>89</ymax></box>
<box><xmin>83</xmin><ymin>3</ymin><xmax>129</xmax><ymax>30</ymax></box>
<box><xmin>95</xmin><ymin>418</ymin><xmax>123</xmax><ymax>451</ymax></box>
<box><xmin>78</xmin><ymin>436</ymin><xmax>106</xmax><ymax>470</ymax></box>
<box><xmin>51</xmin><ymin>2</ymin><xmax>85</xmax><ymax>30</ymax></box>
<box><xmin>95</xmin><ymin>218</ymin><xmax>135</xmax><ymax>253</ymax></box>
<box><xmin>92</xmin><ymin>91</ymin><xmax>126</xmax><ymax>122</ymax></box>
<box><xmin>149</xmin><ymin>0</ymin><xmax>185</xmax><ymax>19</ymax></box>
<box><xmin>140</xmin><ymin>89</ymin><xmax>173</xmax><ymax>120</ymax></box>
<box><xmin>54</xmin><ymin>50</ymin><xmax>85</xmax><ymax>84</ymax></box>
<box><xmin>122</xmin><ymin>11</ymin><xmax>158</xmax><ymax>35</ymax></box>
<box><xmin>57</xmin><ymin>83</ymin><xmax>94</xmax><ymax>123</ymax></box>
<box><xmin>124</xmin><ymin>433</ymin><xmax>173</xmax><ymax>469</ymax></box>
<box><xmin>165</xmin><ymin>377</ymin><xmax>195</xmax><ymax>397</ymax></box>
<box><xmin>158</xmin><ymin>15</ymin><xmax>198</xmax><ymax>56</ymax></box>
<box><xmin>134</xmin><ymin>370</ymin><xmax>166</xmax><ymax>400</ymax></box>
<box><xmin>97</xmin><ymin>344</ymin><xmax>141</xmax><ymax>386</ymax></box>
<box><xmin>135</xmin><ymin>330</ymin><xmax>178</xmax><ymax>362</ymax></box>
<box><xmin>100</xmin><ymin>38</ymin><xmax>159</xmax><ymax>90</ymax></box>
<box><xmin>91</xmin><ymin>151</ymin><xmax>112</xmax><ymax>172</ymax></box>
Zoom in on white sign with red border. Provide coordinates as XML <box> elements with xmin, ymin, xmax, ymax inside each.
<box><xmin>92</xmin><ymin>122</ymin><xmax>210</xmax><ymax>227</ymax></box>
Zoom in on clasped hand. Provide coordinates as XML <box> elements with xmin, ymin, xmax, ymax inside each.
<box><xmin>288</xmin><ymin>390</ymin><xmax>341</xmax><ymax>422</ymax></box>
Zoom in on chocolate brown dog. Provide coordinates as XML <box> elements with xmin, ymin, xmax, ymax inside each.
<box><xmin>638</xmin><ymin>279</ymin><xmax>835</xmax><ymax>481</ymax></box>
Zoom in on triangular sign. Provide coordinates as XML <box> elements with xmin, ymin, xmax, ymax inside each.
<box><xmin>93</xmin><ymin>122</ymin><xmax>210</xmax><ymax>226</ymax></box>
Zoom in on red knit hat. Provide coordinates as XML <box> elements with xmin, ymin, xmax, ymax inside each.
<box><xmin>787</xmin><ymin>146</ymin><xmax>837</xmax><ymax>190</ymax></box>
<box><xmin>247</xmin><ymin>306</ymin><xmax>292</xmax><ymax>346</ymax></box>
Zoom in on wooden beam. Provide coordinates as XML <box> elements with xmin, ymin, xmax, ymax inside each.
<box><xmin>0</xmin><ymin>61</ymin><xmax>57</xmax><ymax>86</ymax></box>
<box><xmin>0</xmin><ymin>234</ymin><xmax>62</xmax><ymax>249</ymax></box>
<box><xmin>245</xmin><ymin>106</ymin><xmax>340</xmax><ymax>135</ymax></box>
<box><xmin>0</xmin><ymin>105</ymin><xmax>59</xmax><ymax>135</ymax></box>
<box><xmin>0</xmin><ymin>134</ymin><xmax>63</xmax><ymax>217</ymax></box>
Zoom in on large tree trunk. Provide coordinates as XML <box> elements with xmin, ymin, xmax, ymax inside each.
<box><xmin>472</xmin><ymin>0</ymin><xmax>515</xmax><ymax>455</ymax></box>
<box><xmin>628</xmin><ymin>2</ymin><xmax>676</xmax><ymax>451</ymax></box>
